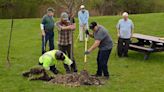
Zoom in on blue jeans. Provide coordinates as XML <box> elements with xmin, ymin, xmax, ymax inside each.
<box><xmin>96</xmin><ymin>49</ymin><xmax>112</xmax><ymax>77</ymax></box>
<box><xmin>42</xmin><ymin>31</ymin><xmax>54</xmax><ymax>54</ymax></box>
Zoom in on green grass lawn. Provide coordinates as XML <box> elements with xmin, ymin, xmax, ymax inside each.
<box><xmin>0</xmin><ymin>13</ymin><xmax>164</xmax><ymax>92</ymax></box>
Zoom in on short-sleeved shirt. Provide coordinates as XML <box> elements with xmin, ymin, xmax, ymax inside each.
<box><xmin>41</xmin><ymin>15</ymin><xmax>55</xmax><ymax>31</ymax></box>
<box><xmin>116</xmin><ymin>19</ymin><xmax>134</xmax><ymax>39</ymax></box>
<box><xmin>94</xmin><ymin>25</ymin><xmax>113</xmax><ymax>51</ymax></box>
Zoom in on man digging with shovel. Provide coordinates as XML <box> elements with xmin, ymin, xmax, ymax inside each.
<box><xmin>84</xmin><ymin>22</ymin><xmax>113</xmax><ymax>80</ymax></box>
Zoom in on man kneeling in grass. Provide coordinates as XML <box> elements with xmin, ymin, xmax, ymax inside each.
<box><xmin>39</xmin><ymin>50</ymin><xmax>73</xmax><ymax>74</ymax></box>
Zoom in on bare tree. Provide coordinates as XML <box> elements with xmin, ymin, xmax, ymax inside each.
<box><xmin>53</xmin><ymin>0</ymin><xmax>86</xmax><ymax>15</ymax></box>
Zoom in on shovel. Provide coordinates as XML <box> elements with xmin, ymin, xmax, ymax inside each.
<box><xmin>84</xmin><ymin>33</ymin><xmax>89</xmax><ymax>70</ymax></box>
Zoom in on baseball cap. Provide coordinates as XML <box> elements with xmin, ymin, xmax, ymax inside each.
<box><xmin>47</xmin><ymin>7</ymin><xmax>55</xmax><ymax>12</ymax></box>
<box><xmin>80</xmin><ymin>5</ymin><xmax>85</xmax><ymax>9</ymax></box>
<box><xmin>61</xmin><ymin>12</ymin><xmax>69</xmax><ymax>21</ymax></box>
<box><xmin>55</xmin><ymin>50</ymin><xmax>65</xmax><ymax>61</ymax></box>
<box><xmin>89</xmin><ymin>21</ymin><xmax>97</xmax><ymax>30</ymax></box>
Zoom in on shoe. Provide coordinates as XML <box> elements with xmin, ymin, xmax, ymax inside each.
<box><xmin>74</xmin><ymin>70</ymin><xmax>78</xmax><ymax>73</ymax></box>
<box><xmin>66</xmin><ymin>70</ymin><xmax>71</xmax><ymax>74</ymax></box>
<box><xmin>123</xmin><ymin>53</ymin><xmax>128</xmax><ymax>57</ymax></box>
<box><xmin>104</xmin><ymin>76</ymin><xmax>110</xmax><ymax>80</ymax></box>
<box><xmin>42</xmin><ymin>51</ymin><xmax>46</xmax><ymax>55</ymax></box>
<box><xmin>71</xmin><ymin>67</ymin><xmax>78</xmax><ymax>73</ymax></box>
<box><xmin>52</xmin><ymin>69</ymin><xmax>59</xmax><ymax>74</ymax></box>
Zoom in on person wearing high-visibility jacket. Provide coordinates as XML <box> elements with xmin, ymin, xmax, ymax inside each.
<box><xmin>39</xmin><ymin>50</ymin><xmax>73</xmax><ymax>74</ymax></box>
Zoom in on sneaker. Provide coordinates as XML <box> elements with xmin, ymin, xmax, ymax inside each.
<box><xmin>71</xmin><ymin>68</ymin><xmax>78</xmax><ymax>73</ymax></box>
<box><xmin>74</xmin><ymin>70</ymin><xmax>78</xmax><ymax>73</ymax></box>
<box><xmin>104</xmin><ymin>76</ymin><xmax>110</xmax><ymax>80</ymax></box>
<box><xmin>52</xmin><ymin>69</ymin><xmax>59</xmax><ymax>74</ymax></box>
<box><xmin>66</xmin><ymin>70</ymin><xmax>71</xmax><ymax>74</ymax></box>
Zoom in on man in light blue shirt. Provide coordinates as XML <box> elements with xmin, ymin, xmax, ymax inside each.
<box><xmin>116</xmin><ymin>12</ymin><xmax>134</xmax><ymax>57</ymax></box>
<box><xmin>78</xmin><ymin>5</ymin><xmax>89</xmax><ymax>41</ymax></box>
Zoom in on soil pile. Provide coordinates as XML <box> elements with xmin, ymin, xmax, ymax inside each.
<box><xmin>22</xmin><ymin>66</ymin><xmax>54</xmax><ymax>81</ymax></box>
<box><xmin>49</xmin><ymin>70</ymin><xmax>104</xmax><ymax>86</ymax></box>
<box><xmin>23</xmin><ymin>67</ymin><xmax>104</xmax><ymax>86</ymax></box>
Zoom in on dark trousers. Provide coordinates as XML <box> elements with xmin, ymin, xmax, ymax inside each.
<box><xmin>50</xmin><ymin>65</ymin><xmax>58</xmax><ymax>74</ymax></box>
<box><xmin>117</xmin><ymin>38</ymin><xmax>130</xmax><ymax>57</ymax></box>
<box><xmin>96</xmin><ymin>49</ymin><xmax>112</xmax><ymax>77</ymax></box>
<box><xmin>42</xmin><ymin>31</ymin><xmax>54</xmax><ymax>54</ymax></box>
<box><xmin>38</xmin><ymin>63</ymin><xmax>58</xmax><ymax>74</ymax></box>
<box><xmin>58</xmin><ymin>44</ymin><xmax>77</xmax><ymax>73</ymax></box>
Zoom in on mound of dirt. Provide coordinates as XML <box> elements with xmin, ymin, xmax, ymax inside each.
<box><xmin>22</xmin><ymin>66</ymin><xmax>54</xmax><ymax>81</ymax></box>
<box><xmin>23</xmin><ymin>67</ymin><xmax>104</xmax><ymax>86</ymax></box>
<box><xmin>49</xmin><ymin>70</ymin><xmax>104</xmax><ymax>87</ymax></box>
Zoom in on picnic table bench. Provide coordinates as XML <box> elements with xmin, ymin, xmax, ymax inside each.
<box><xmin>129</xmin><ymin>33</ymin><xmax>164</xmax><ymax>60</ymax></box>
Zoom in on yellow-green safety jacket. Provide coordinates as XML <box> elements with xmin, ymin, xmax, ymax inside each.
<box><xmin>39</xmin><ymin>50</ymin><xmax>72</xmax><ymax>70</ymax></box>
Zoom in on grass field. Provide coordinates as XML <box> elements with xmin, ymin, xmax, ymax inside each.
<box><xmin>0</xmin><ymin>13</ymin><xmax>164</xmax><ymax>92</ymax></box>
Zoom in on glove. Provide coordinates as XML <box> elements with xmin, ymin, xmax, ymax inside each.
<box><xmin>85</xmin><ymin>30</ymin><xmax>89</xmax><ymax>35</ymax></box>
<box><xmin>38</xmin><ymin>62</ymin><xmax>43</xmax><ymax>65</ymax></box>
<box><xmin>84</xmin><ymin>50</ymin><xmax>90</xmax><ymax>55</ymax></box>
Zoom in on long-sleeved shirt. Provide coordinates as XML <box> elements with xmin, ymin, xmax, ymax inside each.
<box><xmin>116</xmin><ymin>19</ymin><xmax>134</xmax><ymax>39</ymax></box>
<box><xmin>39</xmin><ymin>50</ymin><xmax>72</xmax><ymax>70</ymax></box>
<box><xmin>78</xmin><ymin>10</ymin><xmax>89</xmax><ymax>26</ymax></box>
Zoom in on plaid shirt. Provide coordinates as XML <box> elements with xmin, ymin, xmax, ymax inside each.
<box><xmin>56</xmin><ymin>21</ymin><xmax>73</xmax><ymax>46</ymax></box>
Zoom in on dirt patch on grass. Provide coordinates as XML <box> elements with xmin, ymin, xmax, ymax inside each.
<box><xmin>49</xmin><ymin>70</ymin><xmax>104</xmax><ymax>86</ymax></box>
<box><xmin>22</xmin><ymin>67</ymin><xmax>104</xmax><ymax>87</ymax></box>
<box><xmin>22</xmin><ymin>66</ymin><xmax>53</xmax><ymax>81</ymax></box>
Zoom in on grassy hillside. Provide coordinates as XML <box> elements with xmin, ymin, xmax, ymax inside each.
<box><xmin>0</xmin><ymin>13</ymin><xmax>164</xmax><ymax>92</ymax></box>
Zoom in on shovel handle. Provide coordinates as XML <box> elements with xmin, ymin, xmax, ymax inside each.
<box><xmin>84</xmin><ymin>35</ymin><xmax>88</xmax><ymax>63</ymax></box>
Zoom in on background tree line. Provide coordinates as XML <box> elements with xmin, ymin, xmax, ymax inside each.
<box><xmin>0</xmin><ymin>0</ymin><xmax>164</xmax><ymax>19</ymax></box>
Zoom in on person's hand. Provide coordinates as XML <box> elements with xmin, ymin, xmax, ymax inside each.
<box><xmin>80</xmin><ymin>24</ymin><xmax>84</xmax><ymax>27</ymax></box>
<box><xmin>42</xmin><ymin>31</ymin><xmax>45</xmax><ymax>36</ymax></box>
<box><xmin>85</xmin><ymin>30</ymin><xmax>89</xmax><ymax>35</ymax></box>
<box><xmin>84</xmin><ymin>50</ymin><xmax>90</xmax><ymax>55</ymax></box>
<box><xmin>69</xmin><ymin>25</ymin><xmax>76</xmax><ymax>30</ymax></box>
<box><xmin>117</xmin><ymin>33</ymin><xmax>120</xmax><ymax>37</ymax></box>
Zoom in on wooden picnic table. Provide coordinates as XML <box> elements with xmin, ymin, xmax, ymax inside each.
<box><xmin>132</xmin><ymin>33</ymin><xmax>164</xmax><ymax>43</ymax></box>
<box><xmin>129</xmin><ymin>33</ymin><xmax>164</xmax><ymax>60</ymax></box>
